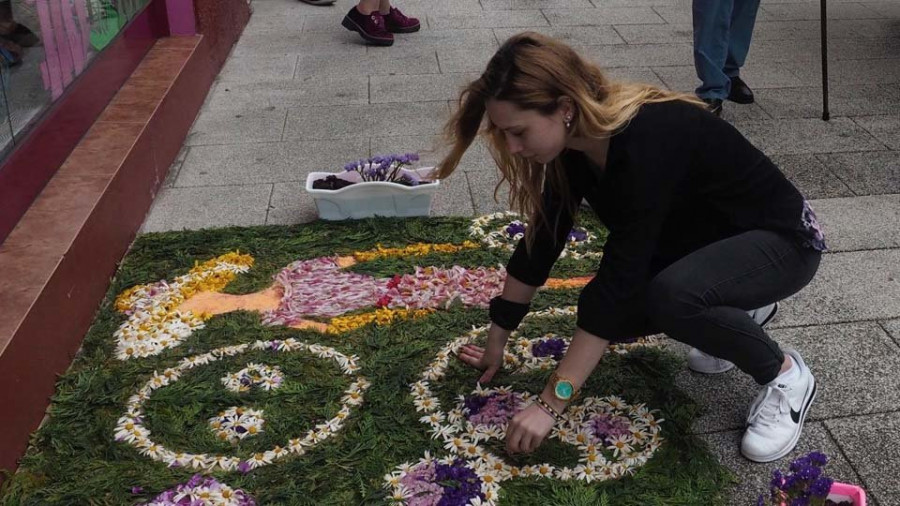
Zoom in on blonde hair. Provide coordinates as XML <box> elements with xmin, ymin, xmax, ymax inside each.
<box><xmin>438</xmin><ymin>31</ymin><xmax>705</xmax><ymax>249</ymax></box>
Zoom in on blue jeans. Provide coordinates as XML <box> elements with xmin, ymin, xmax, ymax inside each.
<box><xmin>693</xmin><ymin>0</ymin><xmax>761</xmax><ymax>100</ymax></box>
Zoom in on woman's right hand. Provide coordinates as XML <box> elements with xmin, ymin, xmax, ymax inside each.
<box><xmin>457</xmin><ymin>326</ymin><xmax>510</xmax><ymax>383</ymax></box>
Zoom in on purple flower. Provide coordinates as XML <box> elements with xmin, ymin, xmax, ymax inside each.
<box><xmin>132</xmin><ymin>486</ymin><xmax>144</xmax><ymax>494</ymax></box>
<box><xmin>144</xmin><ymin>475</ymin><xmax>257</xmax><ymax>505</ymax></box>
<box><xmin>807</xmin><ymin>451</ymin><xmax>828</xmax><ymax>467</ymax></box>
<box><xmin>589</xmin><ymin>413</ymin><xmax>632</xmax><ymax>445</ymax></box>
<box><xmin>567</xmin><ymin>228</ymin><xmax>588</xmax><ymax>242</ymax></box>
<box><xmin>809</xmin><ymin>476</ymin><xmax>833</xmax><ymax>498</ymax></box>
<box><xmin>505</xmin><ymin>221</ymin><xmax>526</xmax><ymax>238</ymax></box>
<box><xmin>756</xmin><ymin>495</ymin><xmax>765</xmax><ymax>506</ymax></box>
<box><xmin>532</xmin><ymin>338</ymin><xmax>566</xmax><ymax>360</ymax></box>
<box><xmin>237</xmin><ymin>460</ymin><xmax>252</xmax><ymax>474</ymax></box>
<box><xmin>464</xmin><ymin>392</ymin><xmax>523</xmax><ymax>427</ymax></box>
<box><xmin>789</xmin><ymin>498</ymin><xmax>810</xmax><ymax>506</ymax></box>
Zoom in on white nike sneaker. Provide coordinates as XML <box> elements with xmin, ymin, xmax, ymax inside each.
<box><xmin>741</xmin><ymin>349</ymin><xmax>817</xmax><ymax>462</ymax></box>
<box><xmin>687</xmin><ymin>302</ymin><xmax>779</xmax><ymax>374</ymax></box>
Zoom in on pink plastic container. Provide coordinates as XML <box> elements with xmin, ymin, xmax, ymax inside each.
<box><xmin>827</xmin><ymin>482</ymin><xmax>867</xmax><ymax>506</ymax></box>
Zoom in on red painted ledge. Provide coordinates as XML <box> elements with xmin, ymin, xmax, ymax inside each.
<box><xmin>0</xmin><ymin>33</ymin><xmax>217</xmax><ymax>477</ymax></box>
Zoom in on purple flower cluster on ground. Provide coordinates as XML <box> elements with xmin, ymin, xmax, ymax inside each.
<box><xmin>344</xmin><ymin>152</ymin><xmax>421</xmax><ymax>184</ymax></box>
<box><xmin>400</xmin><ymin>459</ymin><xmax>485</xmax><ymax>506</ymax></box>
<box><xmin>504</xmin><ymin>221</ymin><xmax>526</xmax><ymax>238</ymax></box>
<box><xmin>531</xmin><ymin>338</ymin><xmax>567</xmax><ymax>360</ymax></box>
<box><xmin>567</xmin><ymin>228</ymin><xmax>588</xmax><ymax>242</ymax></box>
<box><xmin>758</xmin><ymin>451</ymin><xmax>834</xmax><ymax>506</ymax></box>
<box><xmin>464</xmin><ymin>392</ymin><xmax>523</xmax><ymax>427</ymax></box>
<box><xmin>143</xmin><ymin>474</ymin><xmax>256</xmax><ymax>505</ymax></box>
<box><xmin>589</xmin><ymin>413</ymin><xmax>632</xmax><ymax>446</ymax></box>
<box><xmin>503</xmin><ymin>222</ymin><xmax>588</xmax><ymax>244</ymax></box>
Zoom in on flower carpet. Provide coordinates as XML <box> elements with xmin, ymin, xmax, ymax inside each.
<box><xmin>0</xmin><ymin>214</ymin><xmax>732</xmax><ymax>505</ymax></box>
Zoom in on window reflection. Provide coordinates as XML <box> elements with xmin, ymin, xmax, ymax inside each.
<box><xmin>0</xmin><ymin>0</ymin><xmax>149</xmax><ymax>157</ymax></box>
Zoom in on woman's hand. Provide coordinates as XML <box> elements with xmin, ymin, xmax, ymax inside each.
<box><xmin>505</xmin><ymin>403</ymin><xmax>556</xmax><ymax>454</ymax></box>
<box><xmin>457</xmin><ymin>341</ymin><xmax>504</xmax><ymax>384</ymax></box>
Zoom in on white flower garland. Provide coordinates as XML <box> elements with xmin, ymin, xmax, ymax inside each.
<box><xmin>389</xmin><ymin>307</ymin><xmax>666</xmax><ymax>498</ymax></box>
<box><xmin>468</xmin><ymin>212</ymin><xmax>603</xmax><ymax>261</ymax></box>
<box><xmin>113</xmin><ymin>253</ymin><xmax>253</xmax><ymax>360</ymax></box>
<box><xmin>115</xmin><ymin>338</ymin><xmax>369</xmax><ymax>473</ymax></box>
<box><xmin>221</xmin><ymin>364</ymin><xmax>284</xmax><ymax>393</ymax></box>
<box><xmin>210</xmin><ymin>407</ymin><xmax>266</xmax><ymax>444</ymax></box>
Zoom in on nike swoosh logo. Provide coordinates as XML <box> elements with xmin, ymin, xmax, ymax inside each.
<box><xmin>790</xmin><ymin>408</ymin><xmax>801</xmax><ymax>424</ymax></box>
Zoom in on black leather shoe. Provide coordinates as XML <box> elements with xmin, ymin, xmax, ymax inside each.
<box><xmin>702</xmin><ymin>98</ymin><xmax>723</xmax><ymax>117</ymax></box>
<box><xmin>727</xmin><ymin>76</ymin><xmax>754</xmax><ymax>104</ymax></box>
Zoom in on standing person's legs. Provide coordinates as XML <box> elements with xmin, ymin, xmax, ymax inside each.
<box><xmin>724</xmin><ymin>0</ymin><xmax>762</xmax><ymax>79</ymax></box>
<box><xmin>692</xmin><ymin>0</ymin><xmax>735</xmax><ymax>102</ymax></box>
<box><xmin>645</xmin><ymin>230</ymin><xmax>822</xmax><ymax>462</ymax></box>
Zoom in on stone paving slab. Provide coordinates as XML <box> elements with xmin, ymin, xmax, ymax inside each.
<box><xmin>786</xmin><ymin>58</ymin><xmax>900</xmax><ymax>86</ymax></box>
<box><xmin>882</xmin><ymin>318</ymin><xmax>900</xmax><ymax>342</ymax></box>
<box><xmin>769</xmin><ymin>154</ymin><xmax>856</xmax><ymax>199</ymax></box>
<box><xmin>760</xmin><ymin>1</ymin><xmax>883</xmax><ymax>19</ymax></box>
<box><xmin>854</xmin><ymin>115</ymin><xmax>900</xmax><ymax>150</ymax></box>
<box><xmin>185</xmin><ymin>107</ymin><xmax>288</xmax><ymax>146</ymax></box>
<box><xmin>755</xmin><ymin>84</ymin><xmax>900</xmax><ymax>120</ymax></box>
<box><xmin>672</xmin><ymin>321</ymin><xmax>900</xmax><ymax>434</ymax></box>
<box><xmin>700</xmin><ymin>423</ymin><xmax>864</xmax><ymax>506</ymax></box>
<box><xmin>734</xmin><ymin>117</ymin><xmax>886</xmax><ymax>155</ymax></box>
<box><xmin>427</xmin><ymin>10</ymin><xmax>549</xmax><ymax>29</ymax></box>
<box><xmin>206</xmin><ymin>75</ymin><xmax>369</xmax><ymax>110</ymax></box>
<box><xmin>266</xmin><ymin>181</ymin><xmax>319</xmax><ymax>225</ymax></box>
<box><xmin>811</xmin><ymin>195</ymin><xmax>900</xmax><ymax>252</ymax></box>
<box><xmin>176</xmin><ymin>139</ymin><xmax>369</xmax><ymax>187</ymax></box>
<box><xmin>578</xmin><ymin>42</ymin><xmax>694</xmax><ymax>67</ymax></box>
<box><xmin>294</xmin><ymin>50</ymin><xmax>439</xmax><ymax>77</ymax></box>
<box><xmin>465</xmin><ymin>169</ymin><xmax>511</xmax><ymax>215</ymax></box>
<box><xmin>775</xmin><ymin>250</ymin><xmax>900</xmax><ymax>327</ymax></box>
<box><xmin>370</xmin><ymin>73</ymin><xmax>477</xmax><ymax>104</ymax></box>
<box><xmin>437</xmin><ymin>47</ymin><xmax>501</xmax><ymax>73</ymax></box>
<box><xmin>216</xmin><ymin>55</ymin><xmax>297</xmax><ymax>84</ymax></box>
<box><xmin>603</xmin><ymin>67</ymin><xmax>668</xmax><ymax>88</ymax></box>
<box><xmin>652</xmin><ymin>63</ymin><xmax>804</xmax><ymax>92</ymax></box>
<box><xmin>284</xmin><ymin>101</ymin><xmax>450</xmax><ymax>140</ymax></box>
<box><xmin>388</xmin><ymin>28</ymin><xmax>499</xmax><ymax>49</ymax></box>
<box><xmin>611</xmin><ymin>23</ymin><xmax>693</xmax><ymax>44</ymax></box>
<box><xmin>480</xmin><ymin>0</ymin><xmax>595</xmax><ymax>9</ymax></box>
<box><xmin>493</xmin><ymin>25</ymin><xmax>626</xmax><ymax>45</ymax></box>
<box><xmin>825</xmin><ymin>412</ymin><xmax>900</xmax><ymax>506</ymax></box>
<box><xmin>543</xmin><ymin>7</ymin><xmax>666</xmax><ymax>25</ymax></box>
<box><xmin>817</xmin><ymin>150</ymin><xmax>900</xmax><ymax>196</ymax></box>
<box><xmin>141</xmin><ymin>184</ymin><xmax>272</xmax><ymax>232</ymax></box>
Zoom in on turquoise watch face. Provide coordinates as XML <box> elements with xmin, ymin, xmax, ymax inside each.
<box><xmin>554</xmin><ymin>380</ymin><xmax>574</xmax><ymax>400</ymax></box>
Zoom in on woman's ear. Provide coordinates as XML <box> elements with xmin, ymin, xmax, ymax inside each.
<box><xmin>557</xmin><ymin>96</ymin><xmax>575</xmax><ymax>120</ymax></box>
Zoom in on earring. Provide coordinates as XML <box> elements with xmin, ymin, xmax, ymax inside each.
<box><xmin>564</xmin><ymin>116</ymin><xmax>572</xmax><ymax>129</ymax></box>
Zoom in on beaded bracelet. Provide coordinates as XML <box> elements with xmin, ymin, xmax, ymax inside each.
<box><xmin>534</xmin><ymin>395</ymin><xmax>563</xmax><ymax>423</ymax></box>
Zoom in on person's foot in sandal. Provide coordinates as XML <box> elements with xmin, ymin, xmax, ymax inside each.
<box><xmin>341</xmin><ymin>6</ymin><xmax>393</xmax><ymax>46</ymax></box>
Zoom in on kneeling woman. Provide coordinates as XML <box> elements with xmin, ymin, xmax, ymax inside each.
<box><xmin>446</xmin><ymin>32</ymin><xmax>825</xmax><ymax>463</ymax></box>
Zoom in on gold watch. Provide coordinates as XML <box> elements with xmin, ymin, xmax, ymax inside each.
<box><xmin>549</xmin><ymin>371</ymin><xmax>578</xmax><ymax>401</ymax></box>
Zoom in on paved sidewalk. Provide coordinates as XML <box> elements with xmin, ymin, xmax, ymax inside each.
<box><xmin>143</xmin><ymin>0</ymin><xmax>900</xmax><ymax>503</ymax></box>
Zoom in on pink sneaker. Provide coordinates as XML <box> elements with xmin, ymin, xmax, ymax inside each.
<box><xmin>383</xmin><ymin>6</ymin><xmax>420</xmax><ymax>33</ymax></box>
<box><xmin>341</xmin><ymin>7</ymin><xmax>394</xmax><ymax>46</ymax></box>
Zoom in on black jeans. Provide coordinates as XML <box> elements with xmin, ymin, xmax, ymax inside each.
<box><xmin>645</xmin><ymin>230</ymin><xmax>821</xmax><ymax>385</ymax></box>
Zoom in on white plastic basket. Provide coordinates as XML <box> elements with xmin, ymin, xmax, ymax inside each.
<box><xmin>304</xmin><ymin>167</ymin><xmax>440</xmax><ymax>220</ymax></box>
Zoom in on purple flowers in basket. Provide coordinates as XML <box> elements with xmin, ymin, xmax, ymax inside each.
<box><xmin>343</xmin><ymin>152</ymin><xmax>422</xmax><ymax>185</ymax></box>
<box><xmin>758</xmin><ymin>451</ymin><xmax>835</xmax><ymax>506</ymax></box>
